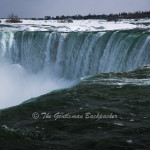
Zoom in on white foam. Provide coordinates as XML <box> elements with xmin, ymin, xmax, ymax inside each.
<box><xmin>126</xmin><ymin>140</ymin><xmax>133</xmax><ymax>144</ymax></box>
<box><xmin>114</xmin><ymin>122</ymin><xmax>124</xmax><ymax>126</ymax></box>
<box><xmin>19</xmin><ymin>26</ymin><xmax>48</xmax><ymax>31</ymax></box>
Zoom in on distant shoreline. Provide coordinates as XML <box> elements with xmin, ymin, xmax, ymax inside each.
<box><xmin>0</xmin><ymin>10</ymin><xmax>150</xmax><ymax>21</ymax></box>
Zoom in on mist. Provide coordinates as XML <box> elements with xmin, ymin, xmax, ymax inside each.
<box><xmin>0</xmin><ymin>60</ymin><xmax>73</xmax><ymax>109</ymax></box>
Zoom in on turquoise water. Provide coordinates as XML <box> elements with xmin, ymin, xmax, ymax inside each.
<box><xmin>0</xmin><ymin>30</ymin><xmax>150</xmax><ymax>79</ymax></box>
<box><xmin>0</xmin><ymin>28</ymin><xmax>150</xmax><ymax>149</ymax></box>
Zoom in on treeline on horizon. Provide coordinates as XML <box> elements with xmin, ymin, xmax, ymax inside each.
<box><xmin>43</xmin><ymin>11</ymin><xmax>150</xmax><ymax>21</ymax></box>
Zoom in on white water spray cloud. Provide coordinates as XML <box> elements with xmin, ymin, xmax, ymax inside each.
<box><xmin>0</xmin><ymin>60</ymin><xmax>74</xmax><ymax>109</ymax></box>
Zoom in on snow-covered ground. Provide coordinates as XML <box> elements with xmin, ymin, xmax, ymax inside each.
<box><xmin>0</xmin><ymin>19</ymin><xmax>150</xmax><ymax>32</ymax></box>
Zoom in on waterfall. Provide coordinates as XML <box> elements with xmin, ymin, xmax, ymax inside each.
<box><xmin>0</xmin><ymin>30</ymin><xmax>150</xmax><ymax>79</ymax></box>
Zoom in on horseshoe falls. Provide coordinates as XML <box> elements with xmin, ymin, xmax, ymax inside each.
<box><xmin>0</xmin><ymin>29</ymin><xmax>150</xmax><ymax>108</ymax></box>
<box><xmin>0</xmin><ymin>19</ymin><xmax>150</xmax><ymax>149</ymax></box>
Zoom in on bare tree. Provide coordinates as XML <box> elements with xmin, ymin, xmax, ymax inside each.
<box><xmin>6</xmin><ymin>13</ymin><xmax>22</xmax><ymax>23</ymax></box>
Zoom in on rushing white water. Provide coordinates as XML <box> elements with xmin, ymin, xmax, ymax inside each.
<box><xmin>0</xmin><ymin>30</ymin><xmax>150</xmax><ymax>108</ymax></box>
<box><xmin>0</xmin><ymin>59</ymin><xmax>74</xmax><ymax>109</ymax></box>
<box><xmin>2</xmin><ymin>30</ymin><xmax>149</xmax><ymax>78</ymax></box>
<box><xmin>0</xmin><ymin>19</ymin><xmax>138</xmax><ymax>32</ymax></box>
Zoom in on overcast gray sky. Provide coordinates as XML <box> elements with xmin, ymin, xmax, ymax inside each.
<box><xmin>0</xmin><ymin>0</ymin><xmax>150</xmax><ymax>18</ymax></box>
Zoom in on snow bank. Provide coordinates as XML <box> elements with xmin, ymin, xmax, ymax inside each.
<box><xmin>0</xmin><ymin>19</ymin><xmax>150</xmax><ymax>32</ymax></box>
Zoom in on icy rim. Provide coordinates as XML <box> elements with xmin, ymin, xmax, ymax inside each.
<box><xmin>0</xmin><ymin>19</ymin><xmax>150</xmax><ymax>32</ymax></box>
